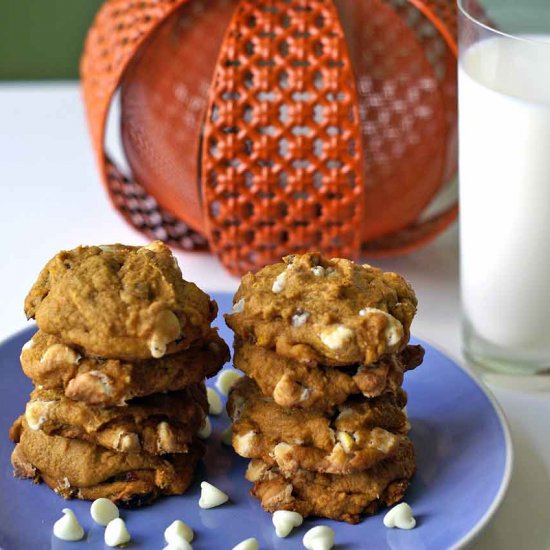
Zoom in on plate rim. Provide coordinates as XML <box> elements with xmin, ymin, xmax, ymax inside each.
<box><xmin>0</xmin><ymin>324</ymin><xmax>513</xmax><ymax>549</ymax></box>
<box><xmin>412</xmin><ymin>334</ymin><xmax>514</xmax><ymax>550</ymax></box>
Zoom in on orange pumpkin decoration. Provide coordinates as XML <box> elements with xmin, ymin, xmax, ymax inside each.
<box><xmin>81</xmin><ymin>0</ymin><xmax>458</xmax><ymax>275</ymax></box>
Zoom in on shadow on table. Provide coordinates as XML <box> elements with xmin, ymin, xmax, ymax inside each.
<box><xmin>472</xmin><ymin>424</ymin><xmax>550</xmax><ymax>549</ymax></box>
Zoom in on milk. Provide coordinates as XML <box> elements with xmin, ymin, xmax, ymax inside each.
<box><xmin>459</xmin><ymin>35</ymin><xmax>550</xmax><ymax>360</ymax></box>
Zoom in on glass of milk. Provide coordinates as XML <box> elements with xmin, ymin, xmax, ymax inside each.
<box><xmin>459</xmin><ymin>0</ymin><xmax>550</xmax><ymax>380</ymax></box>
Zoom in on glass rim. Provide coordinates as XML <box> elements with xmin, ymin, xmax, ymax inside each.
<box><xmin>457</xmin><ymin>0</ymin><xmax>550</xmax><ymax>47</ymax></box>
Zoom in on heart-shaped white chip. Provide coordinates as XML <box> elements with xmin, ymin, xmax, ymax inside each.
<box><xmin>303</xmin><ymin>525</ymin><xmax>335</xmax><ymax>550</ymax></box>
<box><xmin>272</xmin><ymin>510</ymin><xmax>303</xmax><ymax>538</ymax></box>
<box><xmin>383</xmin><ymin>502</ymin><xmax>416</xmax><ymax>530</ymax></box>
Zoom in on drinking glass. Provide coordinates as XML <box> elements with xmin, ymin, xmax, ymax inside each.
<box><xmin>459</xmin><ymin>0</ymin><xmax>550</xmax><ymax>383</ymax></box>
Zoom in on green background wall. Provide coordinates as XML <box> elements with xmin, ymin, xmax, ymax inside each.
<box><xmin>0</xmin><ymin>0</ymin><xmax>103</xmax><ymax>80</ymax></box>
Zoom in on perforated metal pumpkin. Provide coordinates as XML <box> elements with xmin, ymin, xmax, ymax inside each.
<box><xmin>81</xmin><ymin>0</ymin><xmax>458</xmax><ymax>275</ymax></box>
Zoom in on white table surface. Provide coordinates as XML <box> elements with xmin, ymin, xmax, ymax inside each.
<box><xmin>1</xmin><ymin>83</ymin><xmax>549</xmax><ymax>549</ymax></box>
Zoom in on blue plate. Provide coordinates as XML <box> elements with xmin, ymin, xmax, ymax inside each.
<box><xmin>0</xmin><ymin>292</ymin><xmax>511</xmax><ymax>550</ymax></box>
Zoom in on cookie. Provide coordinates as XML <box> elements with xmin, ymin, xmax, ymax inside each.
<box><xmin>11</xmin><ymin>418</ymin><xmax>204</xmax><ymax>506</ymax></box>
<box><xmin>234</xmin><ymin>339</ymin><xmax>423</xmax><ymax>410</ymax></box>
<box><xmin>21</xmin><ymin>329</ymin><xmax>229</xmax><ymax>406</ymax></box>
<box><xmin>24</xmin><ymin>242</ymin><xmax>217</xmax><ymax>359</ymax></box>
<box><xmin>225</xmin><ymin>253</ymin><xmax>417</xmax><ymax>366</ymax></box>
<box><xmin>227</xmin><ymin>377</ymin><xmax>409</xmax><ymax>475</ymax></box>
<box><xmin>23</xmin><ymin>384</ymin><xmax>207</xmax><ymax>454</ymax></box>
<box><xmin>246</xmin><ymin>439</ymin><xmax>415</xmax><ymax>523</ymax></box>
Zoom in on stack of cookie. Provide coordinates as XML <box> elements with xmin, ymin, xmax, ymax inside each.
<box><xmin>225</xmin><ymin>253</ymin><xmax>424</xmax><ymax>523</ymax></box>
<box><xmin>10</xmin><ymin>242</ymin><xmax>229</xmax><ymax>506</ymax></box>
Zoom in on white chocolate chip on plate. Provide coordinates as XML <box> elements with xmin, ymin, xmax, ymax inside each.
<box><xmin>165</xmin><ymin>519</ymin><xmax>194</xmax><ymax>543</ymax></box>
<box><xmin>232</xmin><ymin>537</ymin><xmax>258</xmax><ymax>550</ymax></box>
<box><xmin>383</xmin><ymin>502</ymin><xmax>416</xmax><ymax>529</ymax></box>
<box><xmin>303</xmin><ymin>525</ymin><xmax>335</xmax><ymax>550</ymax></box>
<box><xmin>52</xmin><ymin>508</ymin><xmax>84</xmax><ymax>541</ymax></box>
<box><xmin>207</xmin><ymin>387</ymin><xmax>223</xmax><ymax>415</ymax></box>
<box><xmin>104</xmin><ymin>517</ymin><xmax>131</xmax><ymax>547</ymax></box>
<box><xmin>273</xmin><ymin>510</ymin><xmax>303</xmax><ymax>537</ymax></box>
<box><xmin>90</xmin><ymin>498</ymin><xmax>119</xmax><ymax>526</ymax></box>
<box><xmin>216</xmin><ymin>370</ymin><xmax>243</xmax><ymax>395</ymax></box>
<box><xmin>199</xmin><ymin>481</ymin><xmax>229</xmax><ymax>509</ymax></box>
<box><xmin>197</xmin><ymin>417</ymin><xmax>212</xmax><ymax>439</ymax></box>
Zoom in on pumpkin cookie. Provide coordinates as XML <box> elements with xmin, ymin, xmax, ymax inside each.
<box><xmin>10</xmin><ymin>418</ymin><xmax>204</xmax><ymax>506</ymax></box>
<box><xmin>22</xmin><ymin>384</ymin><xmax>207</xmax><ymax>455</ymax></box>
<box><xmin>225</xmin><ymin>253</ymin><xmax>417</xmax><ymax>366</ymax></box>
<box><xmin>24</xmin><ymin>242</ymin><xmax>217</xmax><ymax>359</ymax></box>
<box><xmin>246</xmin><ymin>439</ymin><xmax>415</xmax><ymax>523</ymax></box>
<box><xmin>234</xmin><ymin>339</ymin><xmax>423</xmax><ymax>410</ymax></box>
<box><xmin>227</xmin><ymin>377</ymin><xmax>409</xmax><ymax>475</ymax></box>
<box><xmin>21</xmin><ymin>329</ymin><xmax>229</xmax><ymax>406</ymax></box>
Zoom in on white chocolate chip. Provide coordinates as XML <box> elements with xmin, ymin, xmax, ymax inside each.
<box><xmin>336</xmin><ymin>431</ymin><xmax>354</xmax><ymax>453</ymax></box>
<box><xmin>216</xmin><ymin>370</ymin><xmax>243</xmax><ymax>395</ymax></box>
<box><xmin>149</xmin><ymin>310</ymin><xmax>181</xmax><ymax>358</ymax></box>
<box><xmin>40</xmin><ymin>344</ymin><xmax>81</xmax><ymax>366</ymax></box>
<box><xmin>53</xmin><ymin>508</ymin><xmax>84</xmax><ymax>541</ymax></box>
<box><xmin>25</xmin><ymin>400</ymin><xmax>55</xmax><ymax>431</ymax></box>
<box><xmin>22</xmin><ymin>339</ymin><xmax>35</xmax><ymax>351</ymax></box>
<box><xmin>157</xmin><ymin>421</ymin><xmax>173</xmax><ymax>450</ymax></box>
<box><xmin>149</xmin><ymin>336</ymin><xmax>167</xmax><ymax>359</ymax></box>
<box><xmin>272</xmin><ymin>270</ymin><xmax>287</xmax><ymax>293</ymax></box>
<box><xmin>273</xmin><ymin>510</ymin><xmax>303</xmax><ymax>537</ymax></box>
<box><xmin>234</xmin><ymin>431</ymin><xmax>257</xmax><ymax>455</ymax></box>
<box><xmin>232</xmin><ymin>537</ymin><xmax>258</xmax><ymax>550</ymax></box>
<box><xmin>383</xmin><ymin>502</ymin><xmax>416</xmax><ymax>529</ymax></box>
<box><xmin>273</xmin><ymin>442</ymin><xmax>292</xmax><ymax>463</ymax></box>
<box><xmin>299</xmin><ymin>387</ymin><xmax>311</xmax><ymax>402</ymax></box>
<box><xmin>231</xmin><ymin>298</ymin><xmax>245</xmax><ymax>314</ymax></box>
<box><xmin>197</xmin><ymin>417</ymin><xmax>212</xmax><ymax>439</ymax></box>
<box><xmin>221</xmin><ymin>425</ymin><xmax>233</xmax><ymax>446</ymax></box>
<box><xmin>164</xmin><ymin>519</ymin><xmax>194</xmax><ymax>543</ymax></box>
<box><xmin>311</xmin><ymin>266</ymin><xmax>325</xmax><ymax>277</ymax></box>
<box><xmin>207</xmin><ymin>388</ymin><xmax>223</xmax><ymax>415</ymax></box>
<box><xmin>104</xmin><ymin>517</ymin><xmax>131</xmax><ymax>547</ymax></box>
<box><xmin>115</xmin><ymin>431</ymin><xmax>140</xmax><ymax>452</ymax></box>
<box><xmin>90</xmin><ymin>498</ymin><xmax>119</xmax><ymax>526</ymax></box>
<box><xmin>337</xmin><ymin>414</ymin><xmax>353</xmax><ymax>430</ymax></box>
<box><xmin>303</xmin><ymin>525</ymin><xmax>335</xmax><ymax>550</ymax></box>
<box><xmin>142</xmin><ymin>241</ymin><xmax>164</xmax><ymax>253</ymax></box>
<box><xmin>319</xmin><ymin>325</ymin><xmax>354</xmax><ymax>350</ymax></box>
<box><xmin>86</xmin><ymin>370</ymin><xmax>114</xmax><ymax>396</ymax></box>
<box><xmin>358</xmin><ymin>307</ymin><xmax>404</xmax><ymax>347</ymax></box>
<box><xmin>292</xmin><ymin>311</ymin><xmax>310</xmax><ymax>327</ymax></box>
<box><xmin>199</xmin><ymin>481</ymin><xmax>229</xmax><ymax>509</ymax></box>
